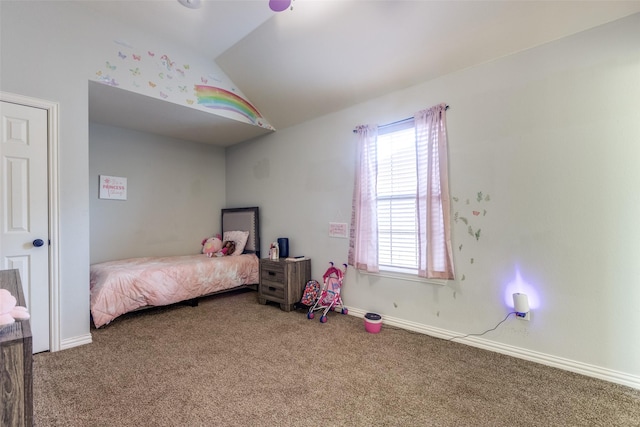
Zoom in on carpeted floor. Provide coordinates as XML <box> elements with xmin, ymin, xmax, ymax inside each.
<box><xmin>33</xmin><ymin>289</ymin><xmax>640</xmax><ymax>426</ymax></box>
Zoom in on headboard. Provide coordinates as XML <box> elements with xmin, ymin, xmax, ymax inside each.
<box><xmin>221</xmin><ymin>207</ymin><xmax>260</xmax><ymax>258</ymax></box>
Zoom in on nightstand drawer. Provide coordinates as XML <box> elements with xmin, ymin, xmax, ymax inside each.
<box><xmin>261</xmin><ymin>266</ymin><xmax>285</xmax><ymax>283</ymax></box>
<box><xmin>261</xmin><ymin>282</ymin><xmax>285</xmax><ymax>300</ymax></box>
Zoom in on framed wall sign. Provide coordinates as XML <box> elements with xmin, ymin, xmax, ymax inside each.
<box><xmin>329</xmin><ymin>222</ymin><xmax>348</xmax><ymax>238</ymax></box>
<box><xmin>99</xmin><ymin>175</ymin><xmax>127</xmax><ymax>200</ymax></box>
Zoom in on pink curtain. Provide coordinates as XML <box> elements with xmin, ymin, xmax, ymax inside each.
<box><xmin>348</xmin><ymin>125</ymin><xmax>379</xmax><ymax>273</ymax></box>
<box><xmin>415</xmin><ymin>104</ymin><xmax>455</xmax><ymax>279</ymax></box>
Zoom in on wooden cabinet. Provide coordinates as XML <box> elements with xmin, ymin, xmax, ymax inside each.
<box><xmin>0</xmin><ymin>269</ymin><xmax>33</xmax><ymax>427</ymax></box>
<box><xmin>258</xmin><ymin>258</ymin><xmax>311</xmax><ymax>312</ymax></box>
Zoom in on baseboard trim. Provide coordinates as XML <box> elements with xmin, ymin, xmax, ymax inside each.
<box><xmin>60</xmin><ymin>333</ymin><xmax>93</xmax><ymax>351</ymax></box>
<box><xmin>347</xmin><ymin>307</ymin><xmax>640</xmax><ymax>390</ymax></box>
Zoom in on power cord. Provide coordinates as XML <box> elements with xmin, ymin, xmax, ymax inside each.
<box><xmin>371</xmin><ymin>311</ymin><xmax>521</xmax><ymax>341</ymax></box>
<box><xmin>447</xmin><ymin>311</ymin><xmax>515</xmax><ymax>341</ymax></box>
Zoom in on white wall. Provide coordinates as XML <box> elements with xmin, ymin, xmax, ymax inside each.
<box><xmin>89</xmin><ymin>123</ymin><xmax>226</xmax><ymax>263</ymax></box>
<box><xmin>226</xmin><ymin>14</ymin><xmax>640</xmax><ymax>387</ymax></box>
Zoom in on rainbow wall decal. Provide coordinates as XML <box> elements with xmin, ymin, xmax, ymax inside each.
<box><xmin>194</xmin><ymin>85</ymin><xmax>266</xmax><ymax>127</ymax></box>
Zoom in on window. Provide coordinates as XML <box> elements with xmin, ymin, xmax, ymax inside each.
<box><xmin>349</xmin><ymin>103</ymin><xmax>454</xmax><ymax>280</ymax></box>
<box><xmin>377</xmin><ymin>120</ymin><xmax>418</xmax><ymax>272</ymax></box>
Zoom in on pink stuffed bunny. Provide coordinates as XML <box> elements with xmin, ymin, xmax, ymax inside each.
<box><xmin>0</xmin><ymin>289</ymin><xmax>30</xmax><ymax>326</ymax></box>
<box><xmin>201</xmin><ymin>234</ymin><xmax>223</xmax><ymax>258</ymax></box>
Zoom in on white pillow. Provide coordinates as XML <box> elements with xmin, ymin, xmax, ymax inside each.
<box><xmin>223</xmin><ymin>230</ymin><xmax>250</xmax><ymax>256</ymax></box>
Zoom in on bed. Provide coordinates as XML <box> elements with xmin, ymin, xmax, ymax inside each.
<box><xmin>90</xmin><ymin>207</ymin><xmax>261</xmax><ymax>328</ymax></box>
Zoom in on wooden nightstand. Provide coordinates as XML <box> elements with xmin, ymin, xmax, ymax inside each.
<box><xmin>258</xmin><ymin>258</ymin><xmax>311</xmax><ymax>312</ymax></box>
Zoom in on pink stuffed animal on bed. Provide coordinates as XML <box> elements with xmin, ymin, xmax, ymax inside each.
<box><xmin>201</xmin><ymin>234</ymin><xmax>223</xmax><ymax>258</ymax></box>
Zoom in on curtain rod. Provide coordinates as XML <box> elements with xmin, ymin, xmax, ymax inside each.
<box><xmin>352</xmin><ymin>105</ymin><xmax>449</xmax><ymax>133</ymax></box>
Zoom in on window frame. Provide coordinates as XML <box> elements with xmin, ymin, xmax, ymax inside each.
<box><xmin>349</xmin><ymin>103</ymin><xmax>454</xmax><ymax>281</ymax></box>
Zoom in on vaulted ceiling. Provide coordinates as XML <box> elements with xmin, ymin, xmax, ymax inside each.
<box><xmin>87</xmin><ymin>0</ymin><xmax>640</xmax><ymax>144</ymax></box>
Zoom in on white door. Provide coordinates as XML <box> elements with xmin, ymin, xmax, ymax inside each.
<box><xmin>0</xmin><ymin>100</ymin><xmax>50</xmax><ymax>353</ymax></box>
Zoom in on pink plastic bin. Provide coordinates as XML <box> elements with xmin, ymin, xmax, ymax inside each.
<box><xmin>364</xmin><ymin>312</ymin><xmax>382</xmax><ymax>334</ymax></box>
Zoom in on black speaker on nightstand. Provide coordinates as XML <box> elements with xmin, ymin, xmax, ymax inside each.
<box><xmin>277</xmin><ymin>238</ymin><xmax>289</xmax><ymax>258</ymax></box>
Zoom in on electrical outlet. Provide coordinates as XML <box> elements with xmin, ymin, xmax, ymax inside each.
<box><xmin>516</xmin><ymin>311</ymin><xmax>531</xmax><ymax>321</ymax></box>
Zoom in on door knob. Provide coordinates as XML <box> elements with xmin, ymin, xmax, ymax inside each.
<box><xmin>33</xmin><ymin>239</ymin><xmax>45</xmax><ymax>247</ymax></box>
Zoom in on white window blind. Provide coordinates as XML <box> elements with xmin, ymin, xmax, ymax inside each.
<box><xmin>376</xmin><ymin>120</ymin><xmax>417</xmax><ymax>271</ymax></box>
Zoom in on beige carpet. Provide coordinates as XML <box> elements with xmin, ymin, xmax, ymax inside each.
<box><xmin>34</xmin><ymin>290</ymin><xmax>640</xmax><ymax>426</ymax></box>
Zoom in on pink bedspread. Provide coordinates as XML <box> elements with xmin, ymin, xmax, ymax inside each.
<box><xmin>90</xmin><ymin>254</ymin><xmax>259</xmax><ymax>328</ymax></box>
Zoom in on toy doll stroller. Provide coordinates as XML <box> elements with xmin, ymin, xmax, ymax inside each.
<box><xmin>306</xmin><ymin>262</ymin><xmax>348</xmax><ymax>323</ymax></box>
